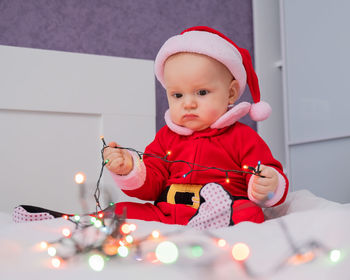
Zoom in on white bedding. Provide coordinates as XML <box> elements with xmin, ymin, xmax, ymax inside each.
<box><xmin>1</xmin><ymin>190</ymin><xmax>349</xmax><ymax>280</ymax></box>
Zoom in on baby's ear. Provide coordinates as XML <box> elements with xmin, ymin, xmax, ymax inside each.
<box><xmin>228</xmin><ymin>79</ymin><xmax>240</xmax><ymax>105</ymax></box>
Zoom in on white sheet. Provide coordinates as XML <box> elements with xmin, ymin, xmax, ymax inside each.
<box><xmin>1</xmin><ymin>190</ymin><xmax>349</xmax><ymax>279</ymax></box>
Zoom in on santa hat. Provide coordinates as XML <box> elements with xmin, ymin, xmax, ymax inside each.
<box><xmin>154</xmin><ymin>26</ymin><xmax>271</xmax><ymax>122</ymax></box>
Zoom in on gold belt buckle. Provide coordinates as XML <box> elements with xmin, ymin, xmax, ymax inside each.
<box><xmin>167</xmin><ymin>184</ymin><xmax>202</xmax><ymax>209</ymax></box>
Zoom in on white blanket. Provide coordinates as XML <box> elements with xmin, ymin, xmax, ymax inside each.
<box><xmin>1</xmin><ymin>190</ymin><xmax>349</xmax><ymax>279</ymax></box>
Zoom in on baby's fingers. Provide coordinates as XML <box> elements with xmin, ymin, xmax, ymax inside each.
<box><xmin>108</xmin><ymin>141</ymin><xmax>119</xmax><ymax>148</ymax></box>
<box><xmin>254</xmin><ymin>175</ymin><xmax>272</xmax><ymax>186</ymax></box>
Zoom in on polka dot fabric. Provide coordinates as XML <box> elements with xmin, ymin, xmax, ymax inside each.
<box><xmin>13</xmin><ymin>206</ymin><xmax>55</xmax><ymax>223</ymax></box>
<box><xmin>187</xmin><ymin>183</ymin><xmax>233</xmax><ymax>230</ymax></box>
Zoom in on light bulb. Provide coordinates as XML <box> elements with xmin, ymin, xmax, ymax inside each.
<box><xmin>155</xmin><ymin>241</ymin><xmax>179</xmax><ymax>264</ymax></box>
<box><xmin>232</xmin><ymin>242</ymin><xmax>250</xmax><ymax>261</ymax></box>
<box><xmin>74</xmin><ymin>172</ymin><xmax>86</xmax><ymax>184</ymax></box>
<box><xmin>88</xmin><ymin>254</ymin><xmax>105</xmax><ymax>272</ymax></box>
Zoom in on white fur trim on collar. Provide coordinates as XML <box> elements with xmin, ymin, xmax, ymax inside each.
<box><xmin>165</xmin><ymin>102</ymin><xmax>251</xmax><ymax>135</ymax></box>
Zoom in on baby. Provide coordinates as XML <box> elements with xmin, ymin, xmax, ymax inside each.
<box><xmin>103</xmin><ymin>26</ymin><xmax>289</xmax><ymax>230</ymax></box>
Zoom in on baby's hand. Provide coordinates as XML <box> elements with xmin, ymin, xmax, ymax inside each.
<box><xmin>251</xmin><ymin>165</ymin><xmax>278</xmax><ymax>202</ymax></box>
<box><xmin>103</xmin><ymin>142</ymin><xmax>133</xmax><ymax>175</ymax></box>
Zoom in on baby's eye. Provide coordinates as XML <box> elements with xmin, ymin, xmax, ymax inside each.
<box><xmin>197</xmin><ymin>89</ymin><xmax>209</xmax><ymax>96</ymax></box>
<box><xmin>173</xmin><ymin>93</ymin><xmax>183</xmax><ymax>99</ymax></box>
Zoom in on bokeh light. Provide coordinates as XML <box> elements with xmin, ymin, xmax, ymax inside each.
<box><xmin>329</xmin><ymin>249</ymin><xmax>341</xmax><ymax>263</ymax></box>
<box><xmin>232</xmin><ymin>242</ymin><xmax>250</xmax><ymax>261</ymax></box>
<box><xmin>74</xmin><ymin>172</ymin><xmax>86</xmax><ymax>184</ymax></box>
<box><xmin>155</xmin><ymin>241</ymin><xmax>179</xmax><ymax>264</ymax></box>
<box><xmin>88</xmin><ymin>254</ymin><xmax>105</xmax><ymax>272</ymax></box>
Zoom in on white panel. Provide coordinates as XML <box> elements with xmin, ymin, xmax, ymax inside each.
<box><xmin>253</xmin><ymin>0</ymin><xmax>287</xmax><ymax>168</ymax></box>
<box><xmin>290</xmin><ymin>137</ymin><xmax>350</xmax><ymax>203</ymax></box>
<box><xmin>0</xmin><ymin>46</ymin><xmax>155</xmax><ymax>214</ymax></box>
<box><xmin>0</xmin><ymin>45</ymin><xmax>155</xmax><ymax>116</ymax></box>
<box><xmin>282</xmin><ymin>0</ymin><xmax>350</xmax><ymax>143</ymax></box>
<box><xmin>0</xmin><ymin>109</ymin><xmax>101</xmax><ymax>213</ymax></box>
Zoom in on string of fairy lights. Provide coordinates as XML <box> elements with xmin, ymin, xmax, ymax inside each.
<box><xmin>37</xmin><ymin>136</ymin><xmax>343</xmax><ymax>276</ymax></box>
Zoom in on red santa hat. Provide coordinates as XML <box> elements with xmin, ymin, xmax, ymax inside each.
<box><xmin>154</xmin><ymin>26</ymin><xmax>271</xmax><ymax>122</ymax></box>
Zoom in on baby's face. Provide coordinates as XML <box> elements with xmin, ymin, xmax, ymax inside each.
<box><xmin>163</xmin><ymin>53</ymin><xmax>238</xmax><ymax>131</ymax></box>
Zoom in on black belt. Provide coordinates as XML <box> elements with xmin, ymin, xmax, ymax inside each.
<box><xmin>155</xmin><ymin>183</ymin><xmax>249</xmax><ymax>209</ymax></box>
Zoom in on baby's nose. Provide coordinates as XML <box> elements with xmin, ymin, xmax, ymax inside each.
<box><xmin>183</xmin><ymin>95</ymin><xmax>197</xmax><ymax>109</ymax></box>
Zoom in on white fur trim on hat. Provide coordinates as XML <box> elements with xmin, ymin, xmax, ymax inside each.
<box><xmin>155</xmin><ymin>31</ymin><xmax>247</xmax><ymax>97</ymax></box>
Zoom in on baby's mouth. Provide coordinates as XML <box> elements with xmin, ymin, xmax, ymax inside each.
<box><xmin>183</xmin><ymin>114</ymin><xmax>198</xmax><ymax>120</ymax></box>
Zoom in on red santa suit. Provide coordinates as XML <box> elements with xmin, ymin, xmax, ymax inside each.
<box><xmin>110</xmin><ymin>107</ymin><xmax>288</xmax><ymax>229</ymax></box>
<box><xmin>109</xmin><ymin>26</ymin><xmax>289</xmax><ymax>230</ymax></box>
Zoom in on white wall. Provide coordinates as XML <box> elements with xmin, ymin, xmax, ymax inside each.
<box><xmin>253</xmin><ymin>0</ymin><xmax>350</xmax><ymax>203</ymax></box>
<box><xmin>0</xmin><ymin>46</ymin><xmax>156</xmax><ymax>214</ymax></box>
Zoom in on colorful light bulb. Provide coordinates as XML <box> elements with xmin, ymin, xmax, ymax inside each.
<box><xmin>151</xmin><ymin>230</ymin><xmax>160</xmax><ymax>239</ymax></box>
<box><xmin>155</xmin><ymin>241</ymin><xmax>179</xmax><ymax>264</ymax></box>
<box><xmin>51</xmin><ymin>257</ymin><xmax>61</xmax><ymax>268</ymax></box>
<box><xmin>88</xmin><ymin>254</ymin><xmax>105</xmax><ymax>272</ymax></box>
<box><xmin>129</xmin><ymin>223</ymin><xmax>137</xmax><ymax>232</ymax></box>
<box><xmin>120</xmin><ymin>223</ymin><xmax>131</xmax><ymax>235</ymax></box>
<box><xmin>62</xmin><ymin>228</ymin><xmax>71</xmax><ymax>238</ymax></box>
<box><xmin>47</xmin><ymin>246</ymin><xmax>57</xmax><ymax>257</ymax></box>
<box><xmin>232</xmin><ymin>242</ymin><xmax>250</xmax><ymax>261</ymax></box>
<box><xmin>74</xmin><ymin>215</ymin><xmax>80</xmax><ymax>221</ymax></box>
<box><xmin>329</xmin><ymin>249</ymin><xmax>341</xmax><ymax>263</ymax></box>
<box><xmin>94</xmin><ymin>220</ymin><xmax>103</xmax><ymax>228</ymax></box>
<box><xmin>217</xmin><ymin>239</ymin><xmax>227</xmax><ymax>248</ymax></box>
<box><xmin>74</xmin><ymin>172</ymin><xmax>86</xmax><ymax>184</ymax></box>
<box><xmin>40</xmin><ymin>241</ymin><xmax>48</xmax><ymax>250</ymax></box>
<box><xmin>118</xmin><ymin>246</ymin><xmax>129</xmax><ymax>258</ymax></box>
<box><xmin>125</xmin><ymin>235</ymin><xmax>134</xmax><ymax>244</ymax></box>
<box><xmin>190</xmin><ymin>245</ymin><xmax>203</xmax><ymax>258</ymax></box>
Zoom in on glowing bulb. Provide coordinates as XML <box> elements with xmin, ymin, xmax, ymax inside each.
<box><xmin>74</xmin><ymin>215</ymin><xmax>80</xmax><ymax>221</ymax></box>
<box><xmin>232</xmin><ymin>242</ymin><xmax>250</xmax><ymax>261</ymax></box>
<box><xmin>51</xmin><ymin>257</ymin><xmax>61</xmax><ymax>268</ymax></box>
<box><xmin>47</xmin><ymin>246</ymin><xmax>57</xmax><ymax>257</ymax></box>
<box><xmin>243</xmin><ymin>165</ymin><xmax>248</xmax><ymax>170</ymax></box>
<box><xmin>89</xmin><ymin>254</ymin><xmax>105</xmax><ymax>272</ymax></box>
<box><xmin>118</xmin><ymin>246</ymin><xmax>129</xmax><ymax>258</ymax></box>
<box><xmin>151</xmin><ymin>230</ymin><xmax>160</xmax><ymax>239</ymax></box>
<box><xmin>102</xmin><ymin>237</ymin><xmax>118</xmax><ymax>256</ymax></box>
<box><xmin>167</xmin><ymin>151</ymin><xmax>171</xmax><ymax>156</ymax></box>
<box><xmin>226</xmin><ymin>178</ymin><xmax>230</xmax><ymax>183</ymax></box>
<box><xmin>125</xmin><ymin>235</ymin><xmax>134</xmax><ymax>244</ymax></box>
<box><xmin>129</xmin><ymin>223</ymin><xmax>137</xmax><ymax>232</ymax></box>
<box><xmin>120</xmin><ymin>223</ymin><xmax>131</xmax><ymax>234</ymax></box>
<box><xmin>155</xmin><ymin>241</ymin><xmax>179</xmax><ymax>264</ymax></box>
<box><xmin>329</xmin><ymin>249</ymin><xmax>341</xmax><ymax>263</ymax></box>
<box><xmin>288</xmin><ymin>251</ymin><xmax>315</xmax><ymax>265</ymax></box>
<box><xmin>217</xmin><ymin>239</ymin><xmax>227</xmax><ymax>248</ymax></box>
<box><xmin>90</xmin><ymin>217</ymin><xmax>97</xmax><ymax>224</ymax></box>
<box><xmin>40</xmin><ymin>241</ymin><xmax>48</xmax><ymax>250</ymax></box>
<box><xmin>62</xmin><ymin>215</ymin><xmax>68</xmax><ymax>220</ymax></box>
<box><xmin>74</xmin><ymin>172</ymin><xmax>86</xmax><ymax>184</ymax></box>
<box><xmin>190</xmin><ymin>245</ymin><xmax>203</xmax><ymax>258</ymax></box>
<box><xmin>94</xmin><ymin>220</ymin><xmax>103</xmax><ymax>228</ymax></box>
<box><xmin>98</xmin><ymin>212</ymin><xmax>104</xmax><ymax>219</ymax></box>
<box><xmin>62</xmin><ymin>228</ymin><xmax>71</xmax><ymax>238</ymax></box>
<box><xmin>103</xmin><ymin>244</ymin><xmax>118</xmax><ymax>256</ymax></box>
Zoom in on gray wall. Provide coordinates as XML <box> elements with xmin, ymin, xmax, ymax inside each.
<box><xmin>0</xmin><ymin>0</ymin><xmax>255</xmax><ymax>131</ymax></box>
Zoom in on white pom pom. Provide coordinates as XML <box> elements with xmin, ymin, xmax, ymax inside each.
<box><xmin>249</xmin><ymin>101</ymin><xmax>272</xmax><ymax>121</ymax></box>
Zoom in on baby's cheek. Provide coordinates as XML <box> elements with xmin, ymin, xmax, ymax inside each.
<box><xmin>208</xmin><ymin>108</ymin><xmax>225</xmax><ymax>121</ymax></box>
